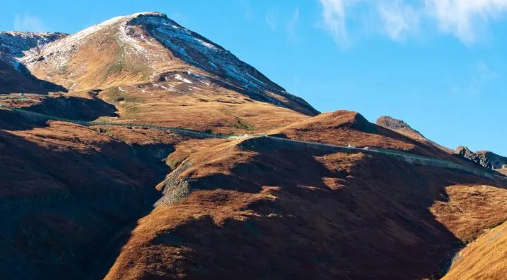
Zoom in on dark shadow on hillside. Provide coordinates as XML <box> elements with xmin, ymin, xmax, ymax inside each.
<box><xmin>0</xmin><ymin>96</ymin><xmax>117</xmax><ymax>130</ymax></box>
<box><xmin>151</xmin><ymin>136</ymin><xmax>507</xmax><ymax>280</ymax></box>
<box><xmin>0</xmin><ymin>60</ymin><xmax>67</xmax><ymax>94</ymax></box>
<box><xmin>0</xmin><ymin>129</ymin><xmax>173</xmax><ymax>280</ymax></box>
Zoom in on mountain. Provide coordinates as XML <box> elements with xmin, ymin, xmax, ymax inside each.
<box><xmin>0</xmin><ymin>32</ymin><xmax>66</xmax><ymax>57</ymax></box>
<box><xmin>1</xmin><ymin>11</ymin><xmax>507</xmax><ymax>280</ymax></box>
<box><xmin>0</xmin><ymin>32</ymin><xmax>66</xmax><ymax>93</ymax></box>
<box><xmin>21</xmin><ymin>12</ymin><xmax>317</xmax><ymax>116</ymax></box>
<box><xmin>377</xmin><ymin>115</ymin><xmax>426</xmax><ymax>139</ymax></box>
<box><xmin>442</xmin><ymin>220</ymin><xmax>507</xmax><ymax>280</ymax></box>
<box><xmin>453</xmin><ymin>146</ymin><xmax>493</xmax><ymax>169</ymax></box>
<box><xmin>477</xmin><ymin>150</ymin><xmax>507</xmax><ymax>170</ymax></box>
<box><xmin>377</xmin><ymin>115</ymin><xmax>454</xmax><ymax>154</ymax></box>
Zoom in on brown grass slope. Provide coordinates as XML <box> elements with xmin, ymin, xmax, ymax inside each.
<box><xmin>2</xmin><ymin>12</ymin><xmax>507</xmax><ymax>280</ymax></box>
<box><xmin>23</xmin><ymin>12</ymin><xmax>317</xmax><ymax>116</ymax></box>
<box><xmin>377</xmin><ymin>115</ymin><xmax>454</xmax><ymax>154</ymax></box>
<box><xmin>275</xmin><ymin>110</ymin><xmax>479</xmax><ymax>168</ymax></box>
<box><xmin>0</xmin><ymin>83</ymin><xmax>307</xmax><ymax>280</ymax></box>
<box><xmin>442</xmin><ymin>221</ymin><xmax>507</xmax><ymax>280</ymax></box>
<box><xmin>102</xmin><ymin>113</ymin><xmax>507</xmax><ymax>280</ymax></box>
<box><xmin>0</xmin><ymin>116</ymin><xmax>181</xmax><ymax>280</ymax></box>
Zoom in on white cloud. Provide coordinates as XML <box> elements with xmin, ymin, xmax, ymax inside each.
<box><xmin>286</xmin><ymin>8</ymin><xmax>300</xmax><ymax>40</ymax></box>
<box><xmin>317</xmin><ymin>0</ymin><xmax>353</xmax><ymax>47</ymax></box>
<box><xmin>425</xmin><ymin>0</ymin><xmax>507</xmax><ymax>44</ymax></box>
<box><xmin>378</xmin><ymin>1</ymin><xmax>420</xmax><ymax>41</ymax></box>
<box><xmin>316</xmin><ymin>0</ymin><xmax>507</xmax><ymax>45</ymax></box>
<box><xmin>472</xmin><ymin>60</ymin><xmax>499</xmax><ymax>92</ymax></box>
<box><xmin>265</xmin><ymin>11</ymin><xmax>278</xmax><ymax>31</ymax></box>
<box><xmin>14</xmin><ymin>14</ymin><xmax>46</xmax><ymax>32</ymax></box>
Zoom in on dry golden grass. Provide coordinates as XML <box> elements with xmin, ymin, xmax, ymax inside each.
<box><xmin>430</xmin><ymin>185</ymin><xmax>507</xmax><ymax>242</ymax></box>
<box><xmin>92</xmin><ymin>83</ymin><xmax>308</xmax><ymax>135</ymax></box>
<box><xmin>442</xmin><ymin>221</ymin><xmax>507</xmax><ymax>280</ymax></box>
<box><xmin>104</xmin><ymin>132</ymin><xmax>507</xmax><ymax>280</ymax></box>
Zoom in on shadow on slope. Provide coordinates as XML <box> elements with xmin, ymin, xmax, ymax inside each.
<box><xmin>0</xmin><ymin>96</ymin><xmax>117</xmax><ymax>130</ymax></box>
<box><xmin>105</xmin><ymin>136</ymin><xmax>507</xmax><ymax>280</ymax></box>
<box><xmin>0</xmin><ymin>128</ymin><xmax>174</xmax><ymax>280</ymax></box>
<box><xmin>0</xmin><ymin>59</ymin><xmax>67</xmax><ymax>94</ymax></box>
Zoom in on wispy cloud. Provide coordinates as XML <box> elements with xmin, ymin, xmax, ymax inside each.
<box><xmin>451</xmin><ymin>60</ymin><xmax>500</xmax><ymax>97</ymax></box>
<box><xmin>425</xmin><ymin>0</ymin><xmax>507</xmax><ymax>44</ymax></box>
<box><xmin>316</xmin><ymin>0</ymin><xmax>507</xmax><ymax>46</ymax></box>
<box><xmin>265</xmin><ymin>11</ymin><xmax>278</xmax><ymax>31</ymax></box>
<box><xmin>378</xmin><ymin>0</ymin><xmax>419</xmax><ymax>41</ymax></box>
<box><xmin>286</xmin><ymin>8</ymin><xmax>300</xmax><ymax>40</ymax></box>
<box><xmin>316</xmin><ymin>0</ymin><xmax>351</xmax><ymax>47</ymax></box>
<box><xmin>470</xmin><ymin>60</ymin><xmax>499</xmax><ymax>94</ymax></box>
<box><xmin>241</xmin><ymin>0</ymin><xmax>254</xmax><ymax>20</ymax></box>
<box><xmin>14</xmin><ymin>14</ymin><xmax>46</xmax><ymax>32</ymax></box>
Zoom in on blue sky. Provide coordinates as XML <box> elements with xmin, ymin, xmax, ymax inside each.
<box><xmin>1</xmin><ymin>0</ymin><xmax>506</xmax><ymax>155</ymax></box>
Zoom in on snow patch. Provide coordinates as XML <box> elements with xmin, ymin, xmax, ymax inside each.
<box><xmin>174</xmin><ymin>74</ymin><xmax>192</xmax><ymax>84</ymax></box>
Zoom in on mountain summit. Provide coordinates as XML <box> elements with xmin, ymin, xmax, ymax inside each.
<box><xmin>19</xmin><ymin>12</ymin><xmax>317</xmax><ymax>115</ymax></box>
<box><xmin>1</xmin><ymin>11</ymin><xmax>507</xmax><ymax>280</ymax></box>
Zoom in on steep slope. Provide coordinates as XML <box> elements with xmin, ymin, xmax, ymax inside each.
<box><xmin>23</xmin><ymin>12</ymin><xmax>317</xmax><ymax>115</ymax></box>
<box><xmin>0</xmin><ymin>31</ymin><xmax>66</xmax><ymax>58</ymax></box>
<box><xmin>377</xmin><ymin>115</ymin><xmax>453</xmax><ymax>154</ymax></box>
<box><xmin>442</xmin><ymin>221</ymin><xmax>507</xmax><ymax>280</ymax></box>
<box><xmin>0</xmin><ymin>32</ymin><xmax>66</xmax><ymax>93</ymax></box>
<box><xmin>454</xmin><ymin>146</ymin><xmax>493</xmax><ymax>169</ymax></box>
<box><xmin>0</xmin><ymin>59</ymin><xmax>43</xmax><ymax>93</ymax></box>
<box><xmin>477</xmin><ymin>150</ymin><xmax>507</xmax><ymax>170</ymax></box>
<box><xmin>2</xmin><ymin>11</ymin><xmax>507</xmax><ymax>280</ymax></box>
<box><xmin>377</xmin><ymin>115</ymin><xmax>425</xmax><ymax>139</ymax></box>
<box><xmin>104</xmin><ymin>132</ymin><xmax>507</xmax><ymax>280</ymax></box>
<box><xmin>275</xmin><ymin>111</ymin><xmax>471</xmax><ymax>165</ymax></box>
<box><xmin>0</xmin><ymin>120</ymin><xmax>178</xmax><ymax>280</ymax></box>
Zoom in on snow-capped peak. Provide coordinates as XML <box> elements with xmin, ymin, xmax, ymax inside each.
<box><xmin>0</xmin><ymin>31</ymin><xmax>66</xmax><ymax>57</ymax></box>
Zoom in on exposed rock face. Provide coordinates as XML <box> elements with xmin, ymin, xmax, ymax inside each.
<box><xmin>0</xmin><ymin>32</ymin><xmax>66</xmax><ymax>58</ymax></box>
<box><xmin>377</xmin><ymin>115</ymin><xmax>425</xmax><ymax>139</ymax></box>
<box><xmin>0</xmin><ymin>32</ymin><xmax>67</xmax><ymax>93</ymax></box>
<box><xmin>476</xmin><ymin>150</ymin><xmax>507</xmax><ymax>170</ymax></box>
<box><xmin>454</xmin><ymin>146</ymin><xmax>493</xmax><ymax>169</ymax></box>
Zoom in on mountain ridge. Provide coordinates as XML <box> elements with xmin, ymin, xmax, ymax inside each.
<box><xmin>17</xmin><ymin>12</ymin><xmax>318</xmax><ymax>115</ymax></box>
<box><xmin>1</xmin><ymin>11</ymin><xmax>507</xmax><ymax>280</ymax></box>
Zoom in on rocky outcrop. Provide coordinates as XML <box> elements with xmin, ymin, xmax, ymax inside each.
<box><xmin>377</xmin><ymin>116</ymin><xmax>425</xmax><ymax>139</ymax></box>
<box><xmin>0</xmin><ymin>32</ymin><xmax>67</xmax><ymax>94</ymax></box>
<box><xmin>454</xmin><ymin>146</ymin><xmax>493</xmax><ymax>169</ymax></box>
<box><xmin>476</xmin><ymin>150</ymin><xmax>507</xmax><ymax>170</ymax></box>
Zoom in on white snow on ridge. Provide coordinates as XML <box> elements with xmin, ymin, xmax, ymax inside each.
<box><xmin>0</xmin><ymin>32</ymin><xmax>65</xmax><ymax>57</ymax></box>
<box><xmin>126</xmin><ymin>13</ymin><xmax>285</xmax><ymax>95</ymax></box>
<box><xmin>4</xmin><ymin>12</ymin><xmax>292</xmax><ymax>109</ymax></box>
<box><xmin>174</xmin><ymin>74</ymin><xmax>192</xmax><ymax>84</ymax></box>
